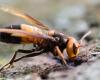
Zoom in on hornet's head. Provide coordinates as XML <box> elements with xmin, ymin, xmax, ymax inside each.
<box><xmin>66</xmin><ymin>37</ymin><xmax>81</xmax><ymax>60</ymax></box>
<box><xmin>65</xmin><ymin>31</ymin><xmax>91</xmax><ymax>60</ymax></box>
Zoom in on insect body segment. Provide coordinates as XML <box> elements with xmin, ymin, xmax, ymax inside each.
<box><xmin>0</xmin><ymin>24</ymin><xmax>49</xmax><ymax>45</ymax></box>
<box><xmin>66</xmin><ymin>37</ymin><xmax>80</xmax><ymax>60</ymax></box>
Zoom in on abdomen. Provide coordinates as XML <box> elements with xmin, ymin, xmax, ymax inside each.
<box><xmin>0</xmin><ymin>24</ymin><xmax>48</xmax><ymax>44</ymax></box>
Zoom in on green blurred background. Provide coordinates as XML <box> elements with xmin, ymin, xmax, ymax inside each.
<box><xmin>0</xmin><ymin>0</ymin><xmax>100</xmax><ymax>65</ymax></box>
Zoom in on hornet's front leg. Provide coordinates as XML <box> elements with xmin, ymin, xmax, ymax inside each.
<box><xmin>55</xmin><ymin>46</ymin><xmax>67</xmax><ymax>65</ymax></box>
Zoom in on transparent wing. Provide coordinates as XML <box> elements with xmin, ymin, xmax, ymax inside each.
<box><xmin>0</xmin><ymin>5</ymin><xmax>49</xmax><ymax>30</ymax></box>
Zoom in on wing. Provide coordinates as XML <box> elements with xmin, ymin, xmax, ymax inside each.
<box><xmin>0</xmin><ymin>5</ymin><xmax>49</xmax><ymax>30</ymax></box>
<box><xmin>0</xmin><ymin>29</ymin><xmax>53</xmax><ymax>41</ymax></box>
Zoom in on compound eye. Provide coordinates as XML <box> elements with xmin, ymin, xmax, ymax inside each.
<box><xmin>73</xmin><ymin>43</ymin><xmax>78</xmax><ymax>55</ymax></box>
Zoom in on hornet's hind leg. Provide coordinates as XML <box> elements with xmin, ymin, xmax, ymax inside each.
<box><xmin>0</xmin><ymin>49</ymin><xmax>45</xmax><ymax>71</ymax></box>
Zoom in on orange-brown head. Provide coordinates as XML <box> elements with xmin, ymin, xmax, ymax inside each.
<box><xmin>66</xmin><ymin>31</ymin><xmax>91</xmax><ymax>60</ymax></box>
<box><xmin>66</xmin><ymin>37</ymin><xmax>81</xmax><ymax>60</ymax></box>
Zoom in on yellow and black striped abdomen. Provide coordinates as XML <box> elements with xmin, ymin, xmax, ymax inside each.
<box><xmin>0</xmin><ymin>24</ymin><xmax>48</xmax><ymax>44</ymax></box>
<box><xmin>0</xmin><ymin>31</ymin><xmax>46</xmax><ymax>44</ymax></box>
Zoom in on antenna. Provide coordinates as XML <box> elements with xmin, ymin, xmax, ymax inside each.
<box><xmin>79</xmin><ymin>30</ymin><xmax>92</xmax><ymax>44</ymax></box>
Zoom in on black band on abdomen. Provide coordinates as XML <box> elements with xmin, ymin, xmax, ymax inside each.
<box><xmin>0</xmin><ymin>32</ymin><xmax>21</xmax><ymax>44</ymax></box>
<box><xmin>6</xmin><ymin>25</ymin><xmax>21</xmax><ymax>29</ymax></box>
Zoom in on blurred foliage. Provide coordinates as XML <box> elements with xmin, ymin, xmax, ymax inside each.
<box><xmin>0</xmin><ymin>0</ymin><xmax>100</xmax><ymax>64</ymax></box>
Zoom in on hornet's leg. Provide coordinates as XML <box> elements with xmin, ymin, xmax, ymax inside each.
<box><xmin>55</xmin><ymin>46</ymin><xmax>67</xmax><ymax>65</ymax></box>
<box><xmin>12</xmin><ymin>49</ymin><xmax>45</xmax><ymax>63</ymax></box>
<box><xmin>0</xmin><ymin>49</ymin><xmax>44</xmax><ymax>71</ymax></box>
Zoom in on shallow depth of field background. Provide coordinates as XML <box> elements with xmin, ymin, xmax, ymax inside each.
<box><xmin>0</xmin><ymin>0</ymin><xmax>99</xmax><ymax>65</ymax></box>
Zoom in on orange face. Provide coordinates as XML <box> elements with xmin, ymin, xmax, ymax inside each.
<box><xmin>66</xmin><ymin>37</ymin><xmax>80</xmax><ymax>60</ymax></box>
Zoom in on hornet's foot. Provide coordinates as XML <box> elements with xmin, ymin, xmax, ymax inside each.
<box><xmin>0</xmin><ymin>62</ymin><xmax>14</xmax><ymax>72</ymax></box>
